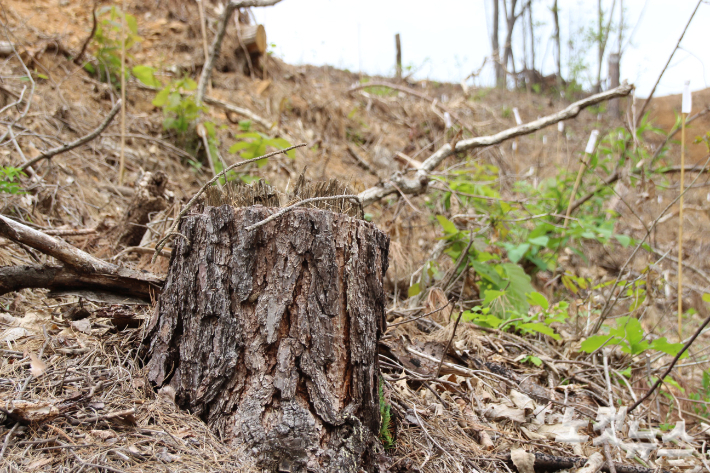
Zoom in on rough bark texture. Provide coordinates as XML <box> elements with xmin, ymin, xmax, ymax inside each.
<box><xmin>145</xmin><ymin>205</ymin><xmax>389</xmax><ymax>472</ymax></box>
<box><xmin>115</xmin><ymin>171</ymin><xmax>170</xmax><ymax>248</ymax></box>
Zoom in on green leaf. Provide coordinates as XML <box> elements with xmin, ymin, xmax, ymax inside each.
<box><xmin>651</xmin><ymin>338</ymin><xmax>688</xmax><ymax>358</ymax></box>
<box><xmin>500</xmin><ymin>263</ymin><xmax>533</xmax><ymax>314</ymax></box>
<box><xmin>506</xmin><ymin>243</ymin><xmax>530</xmax><ymax>263</ymax></box>
<box><xmin>482</xmin><ymin>289</ymin><xmax>504</xmax><ymax>306</ymax></box>
<box><xmin>408</xmin><ymin>283</ymin><xmax>421</xmax><ymax>298</ymax></box>
<box><xmin>703</xmin><ymin>293</ymin><xmax>710</xmax><ymax>303</ymax></box>
<box><xmin>527</xmin><ymin>291</ymin><xmax>549</xmax><ymax>311</ymax></box>
<box><xmin>229</xmin><ymin>142</ymin><xmax>251</xmax><ymax>154</ymax></box>
<box><xmin>436</xmin><ymin>215</ymin><xmax>458</xmax><ymax>235</ymax></box>
<box><xmin>614</xmin><ymin>234</ymin><xmax>632</xmax><ymax>247</ymax></box>
<box><xmin>132</xmin><ymin>65</ymin><xmax>161</xmax><ymax>88</ymax></box>
<box><xmin>528</xmin><ymin>236</ymin><xmax>549</xmax><ymax>247</ymax></box>
<box><xmin>152</xmin><ymin>86</ymin><xmax>170</xmax><ymax>107</ymax></box>
<box><xmin>581</xmin><ymin>335</ymin><xmax>616</xmax><ymax>353</ymax></box>
<box><xmin>520</xmin><ymin>323</ymin><xmax>561</xmax><ymax>340</ymax></box>
<box><xmin>526</xmin><ymin>356</ymin><xmax>543</xmax><ymax>367</ymax></box>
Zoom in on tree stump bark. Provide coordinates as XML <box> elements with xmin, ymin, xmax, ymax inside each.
<box><xmin>145</xmin><ymin>205</ymin><xmax>389</xmax><ymax>472</ymax></box>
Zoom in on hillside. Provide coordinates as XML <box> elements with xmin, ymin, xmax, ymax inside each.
<box><xmin>0</xmin><ymin>0</ymin><xmax>709</xmax><ymax>472</ymax></box>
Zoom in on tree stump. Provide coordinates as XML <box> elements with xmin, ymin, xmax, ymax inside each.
<box><xmin>145</xmin><ymin>205</ymin><xmax>389</xmax><ymax>472</ymax></box>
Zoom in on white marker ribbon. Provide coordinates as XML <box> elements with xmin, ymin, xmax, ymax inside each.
<box><xmin>558</xmin><ymin>121</ymin><xmax>564</xmax><ymax>133</ymax></box>
<box><xmin>682</xmin><ymin>81</ymin><xmax>692</xmax><ymax>114</ymax></box>
<box><xmin>585</xmin><ymin>130</ymin><xmax>599</xmax><ymax>154</ymax></box>
<box><xmin>513</xmin><ymin>107</ymin><xmax>522</xmax><ymax>125</ymax></box>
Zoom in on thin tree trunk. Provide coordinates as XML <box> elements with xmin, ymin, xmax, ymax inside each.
<box><xmin>595</xmin><ymin>0</ymin><xmax>603</xmax><ymax>93</ymax></box>
<box><xmin>552</xmin><ymin>0</ymin><xmax>561</xmax><ymax>87</ymax></box>
<box><xmin>395</xmin><ymin>33</ymin><xmax>402</xmax><ymax>80</ymax></box>
<box><xmin>492</xmin><ymin>0</ymin><xmax>504</xmax><ymax>86</ymax></box>
<box><xmin>528</xmin><ymin>1</ymin><xmax>535</xmax><ymax>72</ymax></box>
<box><xmin>145</xmin><ymin>205</ymin><xmax>389</xmax><ymax>472</ymax></box>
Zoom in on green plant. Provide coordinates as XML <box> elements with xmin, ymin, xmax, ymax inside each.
<box><xmin>85</xmin><ymin>6</ymin><xmax>141</xmax><ymax>86</ymax></box>
<box><xmin>132</xmin><ymin>66</ymin><xmax>205</xmax><ymax>144</ymax></box>
<box><xmin>580</xmin><ymin>316</ymin><xmax>686</xmax><ymax>357</ymax></box>
<box><xmin>0</xmin><ymin>167</ymin><xmax>26</xmax><ymax>194</ymax></box>
<box><xmin>228</xmin><ymin>121</ymin><xmax>294</xmax><ymax>167</ymax></box>
<box><xmin>379</xmin><ymin>379</ymin><xmax>395</xmax><ymax>449</ymax></box>
<box><xmin>152</xmin><ymin>77</ymin><xmax>206</xmax><ymax>136</ymax></box>
<box><xmin>689</xmin><ymin>370</ymin><xmax>710</xmax><ymax>420</ymax></box>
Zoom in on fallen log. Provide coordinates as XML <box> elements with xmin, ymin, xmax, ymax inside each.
<box><xmin>0</xmin><ymin>215</ymin><xmax>162</xmax><ymax>301</ymax></box>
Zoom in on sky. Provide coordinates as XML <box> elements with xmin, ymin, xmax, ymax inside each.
<box><xmin>252</xmin><ymin>0</ymin><xmax>709</xmax><ymax>97</ymax></box>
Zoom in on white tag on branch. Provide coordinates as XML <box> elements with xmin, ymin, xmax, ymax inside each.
<box><xmin>512</xmin><ymin>141</ymin><xmax>518</xmax><ymax>151</ymax></box>
<box><xmin>513</xmin><ymin>107</ymin><xmax>522</xmax><ymax>125</ymax></box>
<box><xmin>585</xmin><ymin>130</ymin><xmax>599</xmax><ymax>154</ymax></box>
<box><xmin>558</xmin><ymin>121</ymin><xmax>564</xmax><ymax>132</ymax></box>
<box><xmin>443</xmin><ymin>111</ymin><xmax>452</xmax><ymax>129</ymax></box>
<box><xmin>682</xmin><ymin>80</ymin><xmax>692</xmax><ymax>114</ymax></box>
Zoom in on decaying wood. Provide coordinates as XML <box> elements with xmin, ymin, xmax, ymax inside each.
<box><xmin>357</xmin><ymin>83</ymin><xmax>634</xmax><ymax>207</ymax></box>
<box><xmin>145</xmin><ymin>205</ymin><xmax>389</xmax><ymax>472</ymax></box>
<box><xmin>0</xmin><ymin>215</ymin><xmax>162</xmax><ymax>300</ymax></box>
<box><xmin>114</xmin><ymin>171</ymin><xmax>171</xmax><ymax>248</ymax></box>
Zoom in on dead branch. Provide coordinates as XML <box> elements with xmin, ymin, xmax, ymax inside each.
<box><xmin>203</xmin><ymin>95</ymin><xmax>273</xmax><ymax>130</ymax></box>
<box><xmin>0</xmin><ymin>215</ymin><xmax>162</xmax><ymax>300</ymax></box>
<box><xmin>73</xmin><ymin>1</ymin><xmax>98</xmax><ymax>66</ymax></box>
<box><xmin>195</xmin><ymin>0</ymin><xmax>283</xmax><ymax>106</ymax></box>
<box><xmin>358</xmin><ymin>83</ymin><xmax>634</xmax><ymax>207</ymax></box>
<box><xmin>18</xmin><ymin>100</ymin><xmax>122</xmax><ymax>171</ymax></box>
<box><xmin>0</xmin><ymin>264</ymin><xmax>156</xmax><ymax>301</ymax></box>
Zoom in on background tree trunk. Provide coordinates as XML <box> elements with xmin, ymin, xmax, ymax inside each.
<box><xmin>552</xmin><ymin>0</ymin><xmax>561</xmax><ymax>88</ymax></box>
<box><xmin>492</xmin><ymin>0</ymin><xmax>505</xmax><ymax>87</ymax></box>
<box><xmin>145</xmin><ymin>205</ymin><xmax>389</xmax><ymax>472</ymax></box>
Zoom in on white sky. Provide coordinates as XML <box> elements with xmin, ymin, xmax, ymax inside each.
<box><xmin>253</xmin><ymin>0</ymin><xmax>709</xmax><ymax>97</ymax></box>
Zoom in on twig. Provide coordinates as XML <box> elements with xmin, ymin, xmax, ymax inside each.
<box><xmin>195</xmin><ymin>0</ymin><xmax>282</xmax><ymax>106</ymax></box>
<box><xmin>0</xmin><ymin>422</ymin><xmax>19</xmax><ymax>462</ymax></box>
<box><xmin>358</xmin><ymin>83</ymin><xmax>634</xmax><ymax>207</ymax></box>
<box><xmin>152</xmin><ymin>143</ymin><xmax>305</xmax><ymax>262</ymax></box>
<box><xmin>119</xmin><ymin>0</ymin><xmax>127</xmax><ymax>185</ymax></box>
<box><xmin>435</xmin><ymin>310</ymin><xmax>463</xmax><ymax>379</ymax></box>
<box><xmin>18</xmin><ymin>100</ymin><xmax>122</xmax><ymax>171</ymax></box>
<box><xmin>112</xmin><ymin>246</ymin><xmax>171</xmax><ymax>261</ymax></box>
<box><xmin>634</xmin><ymin>0</ymin><xmax>701</xmax><ymax>124</ymax></box>
<box><xmin>202</xmin><ymin>95</ymin><xmax>273</xmax><ymax>130</ymax></box>
<box><xmin>628</xmin><ymin>311</ymin><xmax>710</xmax><ymax>412</ymax></box>
<box><xmin>388</xmin><ymin>301</ymin><xmax>453</xmax><ymax>328</ymax></box>
<box><xmin>244</xmin><ymin>195</ymin><xmax>359</xmax><ymax>231</ymax></box>
<box><xmin>73</xmin><ymin>1</ymin><xmax>98</xmax><ymax>65</ymax></box>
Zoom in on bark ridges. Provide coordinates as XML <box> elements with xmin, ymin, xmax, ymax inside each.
<box><xmin>145</xmin><ymin>205</ymin><xmax>389</xmax><ymax>472</ymax></box>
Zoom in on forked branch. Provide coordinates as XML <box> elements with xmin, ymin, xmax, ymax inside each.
<box><xmin>357</xmin><ymin>83</ymin><xmax>634</xmax><ymax>206</ymax></box>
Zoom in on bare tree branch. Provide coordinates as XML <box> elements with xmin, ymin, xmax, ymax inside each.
<box><xmin>0</xmin><ymin>215</ymin><xmax>162</xmax><ymax>299</ymax></box>
<box><xmin>18</xmin><ymin>100</ymin><xmax>122</xmax><ymax>171</ymax></box>
<box><xmin>358</xmin><ymin>82</ymin><xmax>634</xmax><ymax>207</ymax></box>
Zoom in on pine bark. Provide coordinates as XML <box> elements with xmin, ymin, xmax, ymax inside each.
<box><xmin>145</xmin><ymin>205</ymin><xmax>389</xmax><ymax>472</ymax></box>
